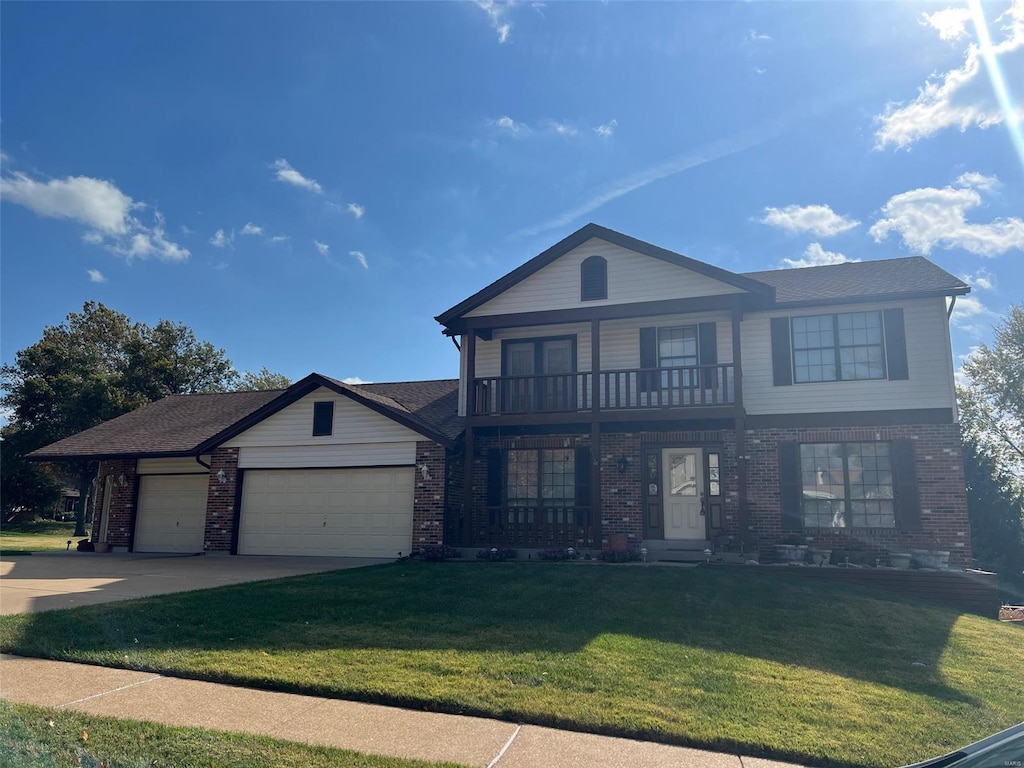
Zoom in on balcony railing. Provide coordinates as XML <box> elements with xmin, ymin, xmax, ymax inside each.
<box><xmin>471</xmin><ymin>364</ymin><xmax>735</xmax><ymax>416</ymax></box>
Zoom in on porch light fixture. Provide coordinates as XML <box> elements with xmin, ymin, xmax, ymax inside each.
<box><xmin>420</xmin><ymin>463</ymin><xmax>432</xmax><ymax>480</ymax></box>
<box><xmin>117</xmin><ymin>474</ymin><xmax>127</xmax><ymax>487</ymax></box>
<box><xmin>217</xmin><ymin>469</ymin><xmax>228</xmax><ymax>484</ymax></box>
<box><xmin>617</xmin><ymin>455</ymin><xmax>631</xmax><ymax>474</ymax></box>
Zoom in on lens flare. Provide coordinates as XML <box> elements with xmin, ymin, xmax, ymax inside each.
<box><xmin>969</xmin><ymin>0</ymin><xmax>1024</xmax><ymax>172</ymax></box>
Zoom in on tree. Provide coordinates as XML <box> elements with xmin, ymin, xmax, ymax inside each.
<box><xmin>236</xmin><ymin>367</ymin><xmax>291</xmax><ymax>391</ymax></box>
<box><xmin>0</xmin><ymin>302</ymin><xmax>238</xmax><ymax>537</ymax></box>
<box><xmin>0</xmin><ymin>424</ymin><xmax>62</xmax><ymax>520</ymax></box>
<box><xmin>957</xmin><ymin>302</ymin><xmax>1024</xmax><ymax>589</ymax></box>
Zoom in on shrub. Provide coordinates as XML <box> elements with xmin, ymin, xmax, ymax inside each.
<box><xmin>418</xmin><ymin>545</ymin><xmax>461</xmax><ymax>562</ymax></box>
<box><xmin>597</xmin><ymin>549</ymin><xmax>640</xmax><ymax>563</ymax></box>
<box><xmin>476</xmin><ymin>547</ymin><xmax>517</xmax><ymax>562</ymax></box>
<box><xmin>537</xmin><ymin>548</ymin><xmax>577</xmax><ymax>561</ymax></box>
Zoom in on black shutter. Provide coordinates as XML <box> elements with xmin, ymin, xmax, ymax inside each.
<box><xmin>580</xmin><ymin>256</ymin><xmax>608</xmax><ymax>301</ymax></box>
<box><xmin>770</xmin><ymin>317</ymin><xmax>793</xmax><ymax>386</ymax></box>
<box><xmin>779</xmin><ymin>442</ymin><xmax>803</xmax><ymax>531</ymax></box>
<box><xmin>486</xmin><ymin>448</ymin><xmax>502</xmax><ymax>508</ymax></box>
<box><xmin>883</xmin><ymin>308</ymin><xmax>909</xmax><ymax>380</ymax></box>
<box><xmin>698</xmin><ymin>322</ymin><xmax>717</xmax><ymax>389</ymax></box>
<box><xmin>575</xmin><ymin>447</ymin><xmax>591</xmax><ymax>508</ymax></box>
<box><xmin>639</xmin><ymin>327</ymin><xmax>658</xmax><ymax>393</ymax></box>
<box><xmin>891</xmin><ymin>440</ymin><xmax>921</xmax><ymax>531</ymax></box>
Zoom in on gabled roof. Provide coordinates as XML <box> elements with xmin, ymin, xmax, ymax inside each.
<box><xmin>435</xmin><ymin>223</ymin><xmax>775</xmax><ymax>329</ymax></box>
<box><xmin>743</xmin><ymin>256</ymin><xmax>970</xmax><ymax>306</ymax></box>
<box><xmin>30</xmin><ymin>375</ymin><xmax>461</xmax><ymax>461</ymax></box>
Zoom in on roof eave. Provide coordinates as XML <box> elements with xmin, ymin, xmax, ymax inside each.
<box><xmin>772</xmin><ymin>285</ymin><xmax>970</xmax><ymax>310</ymax></box>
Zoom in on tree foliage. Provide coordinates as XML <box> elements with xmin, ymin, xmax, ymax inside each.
<box><xmin>957</xmin><ymin>302</ymin><xmax>1024</xmax><ymax>589</ymax></box>
<box><xmin>236</xmin><ymin>367</ymin><xmax>291</xmax><ymax>391</ymax></box>
<box><xmin>0</xmin><ymin>302</ymin><xmax>239</xmax><ymax>535</ymax></box>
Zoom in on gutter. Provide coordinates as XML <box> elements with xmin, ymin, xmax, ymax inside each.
<box><xmin>947</xmin><ymin>294</ymin><xmax>957</xmax><ymax>320</ymax></box>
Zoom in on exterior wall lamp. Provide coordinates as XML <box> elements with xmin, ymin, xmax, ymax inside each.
<box><xmin>116</xmin><ymin>474</ymin><xmax>127</xmax><ymax>487</ymax></box>
<box><xmin>617</xmin><ymin>455</ymin><xmax>632</xmax><ymax>474</ymax></box>
<box><xmin>217</xmin><ymin>469</ymin><xmax>228</xmax><ymax>484</ymax></box>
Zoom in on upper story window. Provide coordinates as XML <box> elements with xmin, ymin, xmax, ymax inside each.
<box><xmin>580</xmin><ymin>255</ymin><xmax>607</xmax><ymax>301</ymax></box>
<box><xmin>792</xmin><ymin>311</ymin><xmax>886</xmax><ymax>383</ymax></box>
<box><xmin>658</xmin><ymin>326</ymin><xmax>698</xmax><ymax>368</ymax></box>
<box><xmin>312</xmin><ymin>401</ymin><xmax>334</xmax><ymax>436</ymax></box>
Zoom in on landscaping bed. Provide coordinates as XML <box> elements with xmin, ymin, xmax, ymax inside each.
<box><xmin>1</xmin><ymin>562</ymin><xmax>1021</xmax><ymax>768</ymax></box>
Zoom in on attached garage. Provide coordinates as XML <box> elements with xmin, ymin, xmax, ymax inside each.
<box><xmin>134</xmin><ymin>474</ymin><xmax>208</xmax><ymax>553</ymax></box>
<box><xmin>238</xmin><ymin>467</ymin><xmax>414</xmax><ymax>557</ymax></box>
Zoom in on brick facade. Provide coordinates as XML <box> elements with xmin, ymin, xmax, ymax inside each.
<box><xmin>204</xmin><ymin>447</ymin><xmax>238</xmax><ymax>552</ymax></box>
<box><xmin>745</xmin><ymin>422</ymin><xmax>971</xmax><ymax>568</ymax></box>
<box><xmin>90</xmin><ymin>459</ymin><xmax>138</xmax><ymax>548</ymax></box>
<box><xmin>412</xmin><ymin>440</ymin><xmax>446</xmax><ymax>550</ymax></box>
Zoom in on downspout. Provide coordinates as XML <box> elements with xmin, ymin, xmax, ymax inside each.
<box><xmin>195</xmin><ymin>454</ymin><xmax>211</xmax><ymax>471</ymax></box>
<box><xmin>947</xmin><ymin>295</ymin><xmax>957</xmax><ymax>320</ymax></box>
<box><xmin>450</xmin><ymin>336</ymin><xmax>461</xmax><ymax>352</ymax></box>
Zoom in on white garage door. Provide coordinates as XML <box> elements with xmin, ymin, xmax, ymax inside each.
<box><xmin>239</xmin><ymin>468</ymin><xmax>414</xmax><ymax>558</ymax></box>
<box><xmin>134</xmin><ymin>475</ymin><xmax>207</xmax><ymax>553</ymax></box>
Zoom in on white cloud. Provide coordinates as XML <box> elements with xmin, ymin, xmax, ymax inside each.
<box><xmin>240</xmin><ymin>222</ymin><xmax>263</xmax><ymax>236</ymax></box>
<box><xmin>272</xmin><ymin>158</ymin><xmax>323</xmax><ymax>194</ymax></box>
<box><xmin>746</xmin><ymin>29</ymin><xmax>772</xmax><ymax>42</ymax></box>
<box><xmin>475</xmin><ymin>0</ymin><xmax>512</xmax><ymax>43</ymax></box>
<box><xmin>0</xmin><ymin>171</ymin><xmax>139</xmax><ymax>234</ymax></box>
<box><xmin>760</xmin><ymin>204</ymin><xmax>861</xmax><ymax>237</ymax></box>
<box><xmin>546</xmin><ymin>120</ymin><xmax>578</xmax><ymax>137</ymax></box>
<box><xmin>780</xmin><ymin>242</ymin><xmax>858</xmax><ymax>269</ymax></box>
<box><xmin>921</xmin><ymin>7</ymin><xmax>973</xmax><ymax>40</ymax></box>
<box><xmin>349</xmin><ymin>250</ymin><xmax>369</xmax><ymax>270</ymax></box>
<box><xmin>270</xmin><ymin>235</ymin><xmax>289</xmax><ymax>243</ymax></box>
<box><xmin>869</xmin><ymin>173</ymin><xmax>1024</xmax><ymax>257</ymax></box>
<box><xmin>492</xmin><ymin>115</ymin><xmax>528</xmax><ymax>135</ymax></box>
<box><xmin>875</xmin><ymin>0</ymin><xmax>1024</xmax><ymax>149</ymax></box>
<box><xmin>180</xmin><ymin>224</ymin><xmax>194</xmax><ymax>236</ymax></box>
<box><xmin>951</xmin><ymin>295</ymin><xmax>1000</xmax><ymax>336</ymax></box>
<box><xmin>961</xmin><ymin>266</ymin><xmax>996</xmax><ymax>290</ymax></box>
<box><xmin>341</xmin><ymin>376</ymin><xmax>370</xmax><ymax>385</ymax></box>
<box><xmin>314</xmin><ymin>240</ymin><xmax>330</xmax><ymax>256</ymax></box>
<box><xmin>209</xmin><ymin>229</ymin><xmax>231</xmax><ymax>248</ymax></box>
<box><xmin>346</xmin><ymin>202</ymin><xmax>365</xmax><ymax>219</ymax></box>
<box><xmin>594</xmin><ymin>119</ymin><xmax>617</xmax><ymax>137</ymax></box>
<box><xmin>0</xmin><ymin>169</ymin><xmax>189</xmax><ymax>262</ymax></box>
<box><xmin>87</xmin><ymin>268</ymin><xmax>107</xmax><ymax>283</ymax></box>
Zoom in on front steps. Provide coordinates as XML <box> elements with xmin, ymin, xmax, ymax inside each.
<box><xmin>642</xmin><ymin>540</ymin><xmax>713</xmax><ymax>563</ymax></box>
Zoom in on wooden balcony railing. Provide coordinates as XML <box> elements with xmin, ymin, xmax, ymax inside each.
<box><xmin>472</xmin><ymin>364</ymin><xmax>735</xmax><ymax>416</ymax></box>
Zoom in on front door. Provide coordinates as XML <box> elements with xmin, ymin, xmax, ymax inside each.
<box><xmin>662</xmin><ymin>448</ymin><xmax>705</xmax><ymax>540</ymax></box>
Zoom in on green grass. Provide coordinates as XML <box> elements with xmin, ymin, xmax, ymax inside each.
<box><xmin>0</xmin><ymin>520</ymin><xmax>79</xmax><ymax>555</ymax></box>
<box><xmin>0</xmin><ymin>700</ymin><xmax>468</xmax><ymax>768</ymax></box>
<box><xmin>1</xmin><ymin>563</ymin><xmax>1021</xmax><ymax>768</ymax></box>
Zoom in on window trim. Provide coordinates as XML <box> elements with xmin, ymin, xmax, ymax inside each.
<box><xmin>656</xmin><ymin>324</ymin><xmax>700</xmax><ymax>369</ymax></box>
<box><xmin>503</xmin><ymin>448</ymin><xmax>577</xmax><ymax>509</ymax></box>
<box><xmin>312</xmin><ymin>401</ymin><xmax>334</xmax><ymax>437</ymax></box>
<box><xmin>499</xmin><ymin>335</ymin><xmax>578</xmax><ymax>377</ymax></box>
<box><xmin>798</xmin><ymin>441</ymin><xmax>895</xmax><ymax>529</ymax></box>
<box><xmin>790</xmin><ymin>310</ymin><xmax>888</xmax><ymax>384</ymax></box>
<box><xmin>580</xmin><ymin>255</ymin><xmax>608</xmax><ymax>302</ymax></box>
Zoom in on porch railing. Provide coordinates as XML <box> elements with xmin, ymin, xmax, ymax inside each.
<box><xmin>466</xmin><ymin>505</ymin><xmax>595</xmax><ymax>549</ymax></box>
<box><xmin>472</xmin><ymin>364</ymin><xmax>734</xmax><ymax>416</ymax></box>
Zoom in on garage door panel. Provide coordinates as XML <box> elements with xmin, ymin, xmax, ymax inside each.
<box><xmin>239</xmin><ymin>468</ymin><xmax>413</xmax><ymax>558</ymax></box>
<box><xmin>135</xmin><ymin>475</ymin><xmax>207</xmax><ymax>554</ymax></box>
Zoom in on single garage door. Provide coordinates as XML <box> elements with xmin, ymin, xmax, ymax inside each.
<box><xmin>239</xmin><ymin>468</ymin><xmax>413</xmax><ymax>557</ymax></box>
<box><xmin>134</xmin><ymin>475</ymin><xmax>208</xmax><ymax>553</ymax></box>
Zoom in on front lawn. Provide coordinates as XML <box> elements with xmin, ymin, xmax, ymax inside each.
<box><xmin>0</xmin><ymin>520</ymin><xmax>78</xmax><ymax>555</ymax></box>
<box><xmin>1</xmin><ymin>563</ymin><xmax>1021</xmax><ymax>768</ymax></box>
<box><xmin>0</xmin><ymin>700</ymin><xmax>467</xmax><ymax>768</ymax></box>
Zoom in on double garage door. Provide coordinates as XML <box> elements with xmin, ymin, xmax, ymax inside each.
<box><xmin>133</xmin><ymin>468</ymin><xmax>413</xmax><ymax>558</ymax></box>
<box><xmin>238</xmin><ymin>468</ymin><xmax>414</xmax><ymax>558</ymax></box>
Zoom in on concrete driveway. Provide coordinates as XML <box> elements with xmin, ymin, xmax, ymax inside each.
<box><xmin>0</xmin><ymin>552</ymin><xmax>388</xmax><ymax>615</ymax></box>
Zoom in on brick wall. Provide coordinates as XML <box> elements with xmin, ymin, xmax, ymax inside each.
<box><xmin>91</xmin><ymin>459</ymin><xmax>137</xmax><ymax>548</ymax></box>
<box><xmin>599</xmin><ymin>433</ymin><xmax>644</xmax><ymax>546</ymax></box>
<box><xmin>204</xmin><ymin>448</ymin><xmax>238</xmax><ymax>552</ymax></box>
<box><xmin>745</xmin><ymin>423</ymin><xmax>971</xmax><ymax>568</ymax></box>
<box><xmin>413</xmin><ymin>440</ymin><xmax>446</xmax><ymax>550</ymax></box>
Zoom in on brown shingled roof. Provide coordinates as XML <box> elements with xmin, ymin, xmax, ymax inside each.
<box><xmin>29</xmin><ymin>376</ymin><xmax>462</xmax><ymax>461</ymax></box>
<box><xmin>743</xmin><ymin>256</ymin><xmax>969</xmax><ymax>305</ymax></box>
<box><xmin>29</xmin><ymin>389</ymin><xmax>283</xmax><ymax>460</ymax></box>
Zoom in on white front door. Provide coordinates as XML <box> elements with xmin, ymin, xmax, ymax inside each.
<box><xmin>662</xmin><ymin>448</ymin><xmax>705</xmax><ymax>540</ymax></box>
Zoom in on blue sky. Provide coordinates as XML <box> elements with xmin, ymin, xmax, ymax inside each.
<box><xmin>2</xmin><ymin>1</ymin><xmax>1022</xmax><ymax>387</ymax></box>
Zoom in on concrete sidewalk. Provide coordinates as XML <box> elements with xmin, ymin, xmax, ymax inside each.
<box><xmin>1</xmin><ymin>654</ymin><xmax>804</xmax><ymax>768</ymax></box>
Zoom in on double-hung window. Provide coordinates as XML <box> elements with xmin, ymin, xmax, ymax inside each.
<box><xmin>792</xmin><ymin>311</ymin><xmax>886</xmax><ymax>383</ymax></box>
<box><xmin>658</xmin><ymin>325</ymin><xmax>698</xmax><ymax>394</ymax></box>
<box><xmin>504</xmin><ymin>449</ymin><xmax>576</xmax><ymax>524</ymax></box>
<box><xmin>799</xmin><ymin>442</ymin><xmax>895</xmax><ymax>528</ymax></box>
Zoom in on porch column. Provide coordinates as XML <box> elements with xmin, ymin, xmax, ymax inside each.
<box><xmin>731</xmin><ymin>308</ymin><xmax>749</xmax><ymax>534</ymax></box>
<box><xmin>462</xmin><ymin>332</ymin><xmax>477</xmax><ymax>547</ymax></box>
<box><xmin>590</xmin><ymin>319</ymin><xmax>602</xmax><ymax>548</ymax></box>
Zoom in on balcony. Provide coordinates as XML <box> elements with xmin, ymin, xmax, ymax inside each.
<box><xmin>471</xmin><ymin>363</ymin><xmax>736</xmax><ymax>417</ymax></box>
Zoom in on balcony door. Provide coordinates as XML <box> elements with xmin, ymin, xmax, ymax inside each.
<box><xmin>503</xmin><ymin>337</ymin><xmax>575</xmax><ymax>412</ymax></box>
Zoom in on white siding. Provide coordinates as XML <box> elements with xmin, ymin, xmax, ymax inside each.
<box><xmin>742</xmin><ymin>297</ymin><xmax>956</xmax><ymax>415</ymax></box>
<box><xmin>237</xmin><ymin>443</ymin><xmax>415</xmax><ymax>469</ymax></box>
<box><xmin>224</xmin><ymin>387</ymin><xmax>422</xmax><ymax>448</ymax></box>
<box><xmin>465</xmin><ymin>238</ymin><xmax>743</xmax><ymax>317</ymax></box>
<box><xmin>137</xmin><ymin>456</ymin><xmax>210</xmax><ymax>475</ymax></box>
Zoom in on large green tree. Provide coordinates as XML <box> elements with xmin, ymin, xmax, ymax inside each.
<box><xmin>236</xmin><ymin>367</ymin><xmax>291</xmax><ymax>391</ymax></box>
<box><xmin>0</xmin><ymin>303</ymin><xmax>240</xmax><ymax>536</ymax></box>
<box><xmin>957</xmin><ymin>302</ymin><xmax>1024</xmax><ymax>589</ymax></box>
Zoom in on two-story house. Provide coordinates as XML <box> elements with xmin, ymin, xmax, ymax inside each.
<box><xmin>435</xmin><ymin>224</ymin><xmax>972</xmax><ymax>565</ymax></box>
<box><xmin>32</xmin><ymin>223</ymin><xmax>972</xmax><ymax>567</ymax></box>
